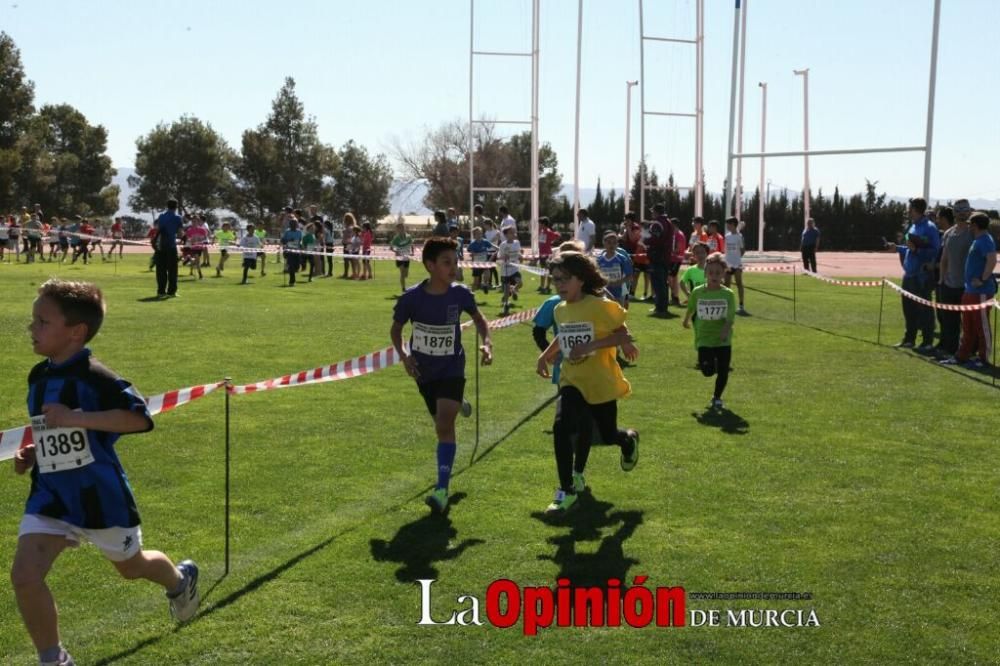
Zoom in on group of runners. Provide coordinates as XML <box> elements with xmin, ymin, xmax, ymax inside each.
<box><xmin>1</xmin><ymin>213</ymin><xmax>129</xmax><ymax>265</ymax></box>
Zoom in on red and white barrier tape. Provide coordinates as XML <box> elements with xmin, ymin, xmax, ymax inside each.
<box><xmin>742</xmin><ymin>265</ymin><xmax>794</xmax><ymax>273</ymax></box>
<box><xmin>802</xmin><ymin>270</ymin><xmax>883</xmax><ymax>287</ymax></box>
<box><xmin>0</xmin><ymin>381</ymin><xmax>224</xmax><ymax>461</ymax></box>
<box><xmin>883</xmin><ymin>280</ymin><xmax>998</xmax><ymax>311</ymax></box>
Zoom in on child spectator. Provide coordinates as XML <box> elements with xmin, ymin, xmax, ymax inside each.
<box><xmin>497</xmin><ymin>225</ymin><xmax>522</xmax><ymax>315</ymax></box>
<box><xmin>361</xmin><ymin>221</ymin><xmax>374</xmax><ymax>280</ymax></box>
<box><xmin>537</xmin><ymin>217</ymin><xmax>563</xmax><ymax>294</ymax></box>
<box><xmin>723</xmin><ymin>217</ymin><xmax>748</xmax><ymax>315</ymax></box>
<box><xmin>681</xmin><ymin>242</ymin><xmax>709</xmax><ymax>302</ymax></box>
<box><xmin>466</xmin><ymin>227</ymin><xmax>492</xmax><ymax>293</ymax></box>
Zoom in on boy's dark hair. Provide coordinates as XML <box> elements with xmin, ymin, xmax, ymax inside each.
<box><xmin>474</xmin><ymin>204</ymin><xmax>484</xmax><ymax>214</ymax></box>
<box><xmin>691</xmin><ymin>241</ymin><xmax>710</xmax><ymax>255</ymax></box>
<box><xmin>540</xmin><ymin>216</ymin><xmax>551</xmax><ymax>228</ymax></box>
<box><xmin>937</xmin><ymin>207</ymin><xmax>954</xmax><ymax>225</ymax></box>
<box><xmin>166</xmin><ymin>199</ymin><xmax>178</xmax><ymax>210</ymax></box>
<box><xmin>422</xmin><ymin>237</ymin><xmax>459</xmax><ymax>264</ymax></box>
<box><xmin>578</xmin><ymin>208</ymin><xmax>589</xmax><ymax>217</ymax></box>
<box><xmin>725</xmin><ymin>216</ymin><xmax>738</xmax><ymax>227</ymax></box>
<box><xmin>547</xmin><ymin>251</ymin><xmax>607</xmax><ymax>296</ymax></box>
<box><xmin>498</xmin><ymin>205</ymin><xmax>509</xmax><ymax>215</ymax></box>
<box><xmin>693</xmin><ymin>216</ymin><xmax>704</xmax><ymax>224</ymax></box>
<box><xmin>363</xmin><ymin>221</ymin><xmax>372</xmax><ymax>231</ymax></box>
<box><xmin>970</xmin><ymin>212</ymin><xmax>990</xmax><ymax>230</ymax></box>
<box><xmin>293</xmin><ymin>208</ymin><xmax>304</xmax><ymax>217</ymax></box>
<box><xmin>37</xmin><ymin>279</ymin><xmax>106</xmax><ymax>343</ymax></box>
<box><xmin>625</xmin><ymin>212</ymin><xmax>637</xmax><ymax>222</ymax></box>
<box><xmin>707</xmin><ymin>219</ymin><xmax>720</xmax><ymax>230</ymax></box>
<box><xmin>909</xmin><ymin>197</ymin><xmax>928</xmax><ymax>214</ymax></box>
<box><xmin>433</xmin><ymin>210</ymin><xmax>447</xmax><ymax>223</ymax></box>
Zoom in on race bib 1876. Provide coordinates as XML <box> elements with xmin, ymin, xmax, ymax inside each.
<box><xmin>411</xmin><ymin>322</ymin><xmax>456</xmax><ymax>356</ymax></box>
<box><xmin>696</xmin><ymin>299</ymin><xmax>728</xmax><ymax>321</ymax></box>
<box><xmin>30</xmin><ymin>414</ymin><xmax>93</xmax><ymax>474</ymax></box>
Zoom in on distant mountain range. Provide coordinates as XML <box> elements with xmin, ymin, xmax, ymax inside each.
<box><xmin>112</xmin><ymin>168</ymin><xmax>998</xmax><ymax>219</ymax></box>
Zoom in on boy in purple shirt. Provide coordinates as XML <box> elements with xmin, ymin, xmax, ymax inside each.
<box><xmin>391</xmin><ymin>238</ymin><xmax>493</xmax><ymax>513</ymax></box>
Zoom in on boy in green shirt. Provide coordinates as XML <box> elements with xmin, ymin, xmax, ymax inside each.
<box><xmin>390</xmin><ymin>222</ymin><xmax>414</xmax><ymax>294</ymax></box>
<box><xmin>680</xmin><ymin>242</ymin><xmax>708</xmax><ymax>304</ymax></box>
<box><xmin>214</xmin><ymin>222</ymin><xmax>236</xmax><ymax>277</ymax></box>
<box><xmin>683</xmin><ymin>252</ymin><xmax>736</xmax><ymax>410</ymax></box>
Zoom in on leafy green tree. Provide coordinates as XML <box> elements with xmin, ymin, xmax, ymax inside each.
<box><xmin>15</xmin><ymin>104</ymin><xmax>118</xmax><ymax>217</ymax></box>
<box><xmin>231</xmin><ymin>77</ymin><xmax>337</xmax><ymax>224</ymax></box>
<box><xmin>324</xmin><ymin>140</ymin><xmax>393</xmax><ymax>222</ymax></box>
<box><xmin>0</xmin><ymin>32</ymin><xmax>35</xmax><ymax>210</ymax></box>
<box><xmin>129</xmin><ymin>116</ymin><xmax>234</xmax><ymax>213</ymax></box>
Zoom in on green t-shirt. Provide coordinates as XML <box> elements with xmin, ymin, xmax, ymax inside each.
<box><xmin>682</xmin><ymin>264</ymin><xmax>706</xmax><ymax>292</ymax></box>
<box><xmin>390</xmin><ymin>233</ymin><xmax>413</xmax><ymax>257</ymax></box>
<box><xmin>302</xmin><ymin>232</ymin><xmax>316</xmax><ymax>249</ymax></box>
<box><xmin>686</xmin><ymin>284</ymin><xmax>736</xmax><ymax>348</ymax></box>
<box><xmin>254</xmin><ymin>229</ymin><xmax>266</xmax><ymax>241</ymax></box>
<box><xmin>215</xmin><ymin>230</ymin><xmax>236</xmax><ymax>247</ymax></box>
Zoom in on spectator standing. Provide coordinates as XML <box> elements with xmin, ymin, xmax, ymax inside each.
<box><xmin>575</xmin><ymin>208</ymin><xmax>596</xmax><ymax>252</ymax></box>
<box><xmin>940</xmin><ymin>212</ymin><xmax>997</xmax><ymax>369</ymax></box>
<box><xmin>886</xmin><ymin>197</ymin><xmax>941</xmax><ymax>351</ymax></box>
<box><xmin>154</xmin><ymin>201</ymin><xmax>183</xmax><ymax>298</ymax></box>
<box><xmin>936</xmin><ymin>203</ymin><xmax>971</xmax><ymax>357</ymax></box>
<box><xmin>801</xmin><ymin>218</ymin><xmax>820</xmax><ymax>272</ymax></box>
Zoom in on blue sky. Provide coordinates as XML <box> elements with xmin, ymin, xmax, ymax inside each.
<box><xmin>3</xmin><ymin>0</ymin><xmax>997</xmax><ymax>203</ymax></box>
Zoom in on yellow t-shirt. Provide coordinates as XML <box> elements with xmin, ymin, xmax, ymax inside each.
<box><xmin>554</xmin><ymin>294</ymin><xmax>630</xmax><ymax>404</ymax></box>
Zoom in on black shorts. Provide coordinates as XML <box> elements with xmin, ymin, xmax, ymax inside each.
<box><xmin>396</xmin><ymin>260</ymin><xmax>410</xmax><ymax>268</ymax></box>
<box><xmin>221</xmin><ymin>249</ymin><xmax>229</xmax><ymax>257</ymax></box>
<box><xmin>242</xmin><ymin>257</ymin><xmax>257</xmax><ymax>270</ymax></box>
<box><xmin>668</xmin><ymin>262</ymin><xmax>681</xmax><ymax>277</ymax></box>
<box><xmin>417</xmin><ymin>377</ymin><xmax>466</xmax><ymax>416</ymax></box>
<box><xmin>502</xmin><ymin>272</ymin><xmax>522</xmax><ymax>286</ymax></box>
<box><xmin>539</xmin><ymin>255</ymin><xmax>550</xmax><ymax>268</ymax></box>
<box><xmin>472</xmin><ymin>267</ymin><xmax>485</xmax><ymax>278</ymax></box>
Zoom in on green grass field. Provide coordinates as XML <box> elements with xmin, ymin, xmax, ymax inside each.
<box><xmin>0</xmin><ymin>255</ymin><xmax>998</xmax><ymax>664</ymax></box>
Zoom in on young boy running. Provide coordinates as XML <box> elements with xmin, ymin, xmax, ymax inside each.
<box><xmin>680</xmin><ymin>242</ymin><xmax>709</xmax><ymax>303</ymax></box>
<box><xmin>597</xmin><ymin>231</ymin><xmax>633</xmax><ymax>308</ymax></box>
<box><xmin>390</xmin><ymin>222</ymin><xmax>414</xmax><ymax>294</ymax></box>
<box><xmin>683</xmin><ymin>253</ymin><xmax>737</xmax><ymax>409</ymax></box>
<box><xmin>240</xmin><ymin>222</ymin><xmax>263</xmax><ymax>284</ymax></box>
<box><xmin>497</xmin><ymin>226</ymin><xmax>522</xmax><ymax>315</ymax></box>
<box><xmin>12</xmin><ymin>280</ymin><xmax>199</xmax><ymax>666</ymax></box>
<box><xmin>215</xmin><ymin>221</ymin><xmax>236</xmax><ymax>277</ymax></box>
<box><xmin>391</xmin><ymin>238</ymin><xmax>493</xmax><ymax>514</ymax></box>
<box><xmin>536</xmin><ymin>251</ymin><xmax>639</xmax><ymax>516</ymax></box>
<box><xmin>723</xmin><ymin>217</ymin><xmax>748</xmax><ymax>315</ymax></box>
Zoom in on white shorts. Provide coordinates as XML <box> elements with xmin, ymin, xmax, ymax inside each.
<box><xmin>19</xmin><ymin>514</ymin><xmax>143</xmax><ymax>562</ymax></box>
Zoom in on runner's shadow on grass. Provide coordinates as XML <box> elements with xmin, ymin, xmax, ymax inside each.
<box><xmin>692</xmin><ymin>407</ymin><xmax>750</xmax><ymax>435</ymax></box>
<box><xmin>369</xmin><ymin>494</ymin><xmax>485</xmax><ymax>582</ymax></box>
<box><xmin>532</xmin><ymin>494</ymin><xmax>643</xmax><ymax>589</ymax></box>
<box><xmin>136</xmin><ymin>296</ymin><xmax>163</xmax><ymax>303</ymax></box>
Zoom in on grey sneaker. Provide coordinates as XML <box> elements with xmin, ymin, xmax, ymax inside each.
<box><xmin>460</xmin><ymin>400</ymin><xmax>472</xmax><ymax>418</ymax></box>
<box><xmin>168</xmin><ymin>560</ymin><xmax>200</xmax><ymax>623</ymax></box>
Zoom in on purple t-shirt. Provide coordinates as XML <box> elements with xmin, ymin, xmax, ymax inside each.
<box><xmin>393</xmin><ymin>280</ymin><xmax>478</xmax><ymax>383</ymax></box>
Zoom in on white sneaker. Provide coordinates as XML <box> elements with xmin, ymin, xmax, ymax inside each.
<box><xmin>710</xmin><ymin>398</ymin><xmax>724</xmax><ymax>410</ymax></box>
<box><xmin>168</xmin><ymin>560</ymin><xmax>200</xmax><ymax>623</ymax></box>
<box><xmin>40</xmin><ymin>649</ymin><xmax>75</xmax><ymax>666</ymax></box>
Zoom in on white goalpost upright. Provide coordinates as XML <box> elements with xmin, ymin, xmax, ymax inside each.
<box><xmin>468</xmin><ymin>0</ymin><xmax>540</xmax><ymax>253</ymax></box>
<box><xmin>638</xmin><ymin>0</ymin><xmax>705</xmax><ymax>220</ymax></box>
<box><xmin>724</xmin><ymin>0</ymin><xmax>942</xmax><ymax>251</ymax></box>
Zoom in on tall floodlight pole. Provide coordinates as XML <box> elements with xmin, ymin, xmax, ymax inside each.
<box><xmin>923</xmin><ymin>0</ymin><xmax>941</xmax><ymax>201</ymax></box>
<box><xmin>794</xmin><ymin>68</ymin><xmax>810</xmax><ymax>226</ymax></box>
<box><xmin>468</xmin><ymin>0</ymin><xmax>475</xmax><ymax>223</ymax></box>
<box><xmin>530</xmin><ymin>0</ymin><xmax>540</xmax><ymax>253</ymax></box>
<box><xmin>757</xmin><ymin>81</ymin><xmax>767</xmax><ymax>251</ymax></box>
<box><xmin>573</xmin><ymin>0</ymin><xmax>583</xmax><ymax>233</ymax></box>
<box><xmin>638</xmin><ymin>0</ymin><xmax>646</xmax><ymax>221</ymax></box>
<box><xmin>695</xmin><ymin>0</ymin><xmax>704</xmax><ymax>217</ymax></box>
<box><xmin>735</xmin><ymin>0</ymin><xmax>749</xmax><ymax>220</ymax></box>
<box><xmin>723</xmin><ymin>0</ymin><xmax>742</xmax><ymax>220</ymax></box>
<box><xmin>624</xmin><ymin>80</ymin><xmax>639</xmax><ymax>214</ymax></box>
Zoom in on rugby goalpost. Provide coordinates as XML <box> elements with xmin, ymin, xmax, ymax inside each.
<box><xmin>468</xmin><ymin>0</ymin><xmax>541</xmax><ymax>254</ymax></box>
<box><xmin>722</xmin><ymin>0</ymin><xmax>942</xmax><ymax>252</ymax></box>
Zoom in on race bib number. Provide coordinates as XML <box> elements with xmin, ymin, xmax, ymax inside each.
<box><xmin>602</xmin><ymin>265</ymin><xmax>622</xmax><ymax>283</ymax></box>
<box><xmin>557</xmin><ymin>321</ymin><xmax>595</xmax><ymax>355</ymax></box>
<box><xmin>696</xmin><ymin>299</ymin><xmax>728</xmax><ymax>321</ymax></box>
<box><xmin>411</xmin><ymin>322</ymin><xmax>456</xmax><ymax>356</ymax></box>
<box><xmin>30</xmin><ymin>415</ymin><xmax>93</xmax><ymax>474</ymax></box>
